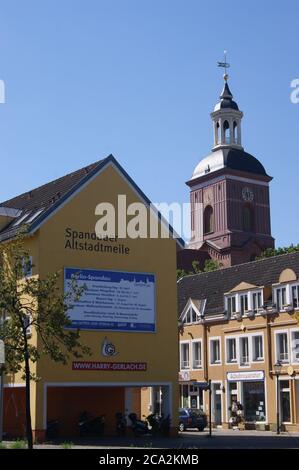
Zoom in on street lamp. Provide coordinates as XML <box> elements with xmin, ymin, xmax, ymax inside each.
<box><xmin>273</xmin><ymin>361</ymin><xmax>282</xmax><ymax>435</ymax></box>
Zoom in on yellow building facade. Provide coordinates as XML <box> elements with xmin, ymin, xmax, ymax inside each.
<box><xmin>178</xmin><ymin>255</ymin><xmax>299</xmax><ymax>432</ymax></box>
<box><xmin>1</xmin><ymin>155</ymin><xmax>182</xmax><ymax>439</ymax></box>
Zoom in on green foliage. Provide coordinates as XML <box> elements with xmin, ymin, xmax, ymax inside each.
<box><xmin>0</xmin><ymin>232</ymin><xmax>91</xmax><ymax>380</ymax></box>
<box><xmin>0</xmin><ymin>442</ymin><xmax>7</xmax><ymax>449</ymax></box>
<box><xmin>9</xmin><ymin>439</ymin><xmax>27</xmax><ymax>449</ymax></box>
<box><xmin>177</xmin><ymin>258</ymin><xmax>219</xmax><ymax>280</ymax></box>
<box><xmin>256</xmin><ymin>244</ymin><xmax>299</xmax><ymax>260</ymax></box>
<box><xmin>61</xmin><ymin>441</ymin><xmax>73</xmax><ymax>449</ymax></box>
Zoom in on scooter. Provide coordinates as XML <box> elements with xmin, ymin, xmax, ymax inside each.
<box><xmin>128</xmin><ymin>412</ymin><xmax>150</xmax><ymax>436</ymax></box>
<box><xmin>145</xmin><ymin>413</ymin><xmax>171</xmax><ymax>436</ymax></box>
<box><xmin>78</xmin><ymin>411</ymin><xmax>105</xmax><ymax>436</ymax></box>
<box><xmin>115</xmin><ymin>412</ymin><xmax>127</xmax><ymax>436</ymax></box>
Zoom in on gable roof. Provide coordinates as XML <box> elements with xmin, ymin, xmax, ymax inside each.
<box><xmin>177</xmin><ymin>251</ymin><xmax>299</xmax><ymax>317</ymax></box>
<box><xmin>0</xmin><ymin>154</ymin><xmax>185</xmax><ymax>247</ymax></box>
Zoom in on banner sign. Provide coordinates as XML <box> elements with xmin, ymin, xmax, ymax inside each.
<box><xmin>64</xmin><ymin>268</ymin><xmax>156</xmax><ymax>332</ymax></box>
<box><xmin>72</xmin><ymin>361</ymin><xmax>147</xmax><ymax>371</ymax></box>
<box><xmin>227</xmin><ymin>370</ymin><xmax>265</xmax><ymax>382</ymax></box>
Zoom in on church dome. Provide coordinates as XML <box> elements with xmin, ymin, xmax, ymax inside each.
<box><xmin>191</xmin><ymin>148</ymin><xmax>268</xmax><ymax>180</ymax></box>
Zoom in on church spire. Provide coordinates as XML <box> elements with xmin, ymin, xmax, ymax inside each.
<box><xmin>211</xmin><ymin>54</ymin><xmax>243</xmax><ymax>151</ymax></box>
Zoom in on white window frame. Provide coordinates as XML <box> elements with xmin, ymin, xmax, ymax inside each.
<box><xmin>290</xmin><ymin>328</ymin><xmax>299</xmax><ymax>365</ymax></box>
<box><xmin>225</xmin><ymin>289</ymin><xmax>264</xmax><ymax>317</ymax></box>
<box><xmin>225</xmin><ymin>336</ymin><xmax>238</xmax><ymax>365</ymax></box>
<box><xmin>191</xmin><ymin>339</ymin><xmax>203</xmax><ymax>370</ymax></box>
<box><xmin>209</xmin><ymin>336</ymin><xmax>222</xmax><ymax>366</ymax></box>
<box><xmin>275</xmin><ymin>329</ymin><xmax>290</xmax><ymax>364</ymax></box>
<box><xmin>239</xmin><ymin>335</ymin><xmax>251</xmax><ymax>367</ymax></box>
<box><xmin>180</xmin><ymin>341</ymin><xmax>190</xmax><ymax>370</ymax></box>
<box><xmin>251</xmin><ymin>333</ymin><xmax>264</xmax><ymax>363</ymax></box>
<box><xmin>290</xmin><ymin>283</ymin><xmax>299</xmax><ymax>310</ymax></box>
<box><xmin>273</xmin><ymin>285</ymin><xmax>290</xmax><ymax>311</ymax></box>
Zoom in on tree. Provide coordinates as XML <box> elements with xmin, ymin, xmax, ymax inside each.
<box><xmin>0</xmin><ymin>233</ymin><xmax>90</xmax><ymax>449</ymax></box>
<box><xmin>177</xmin><ymin>259</ymin><xmax>219</xmax><ymax>280</ymax></box>
<box><xmin>256</xmin><ymin>243</ymin><xmax>299</xmax><ymax>260</ymax></box>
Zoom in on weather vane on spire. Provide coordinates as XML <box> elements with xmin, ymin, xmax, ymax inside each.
<box><xmin>217</xmin><ymin>50</ymin><xmax>230</xmax><ymax>81</ymax></box>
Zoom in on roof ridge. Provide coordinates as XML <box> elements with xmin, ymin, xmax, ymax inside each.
<box><xmin>0</xmin><ymin>156</ymin><xmax>109</xmax><ymax>208</ymax></box>
<box><xmin>179</xmin><ymin>249</ymin><xmax>299</xmax><ymax>282</ymax></box>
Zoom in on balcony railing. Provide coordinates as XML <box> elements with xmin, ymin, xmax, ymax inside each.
<box><xmin>240</xmin><ymin>355</ymin><xmax>249</xmax><ymax>365</ymax></box>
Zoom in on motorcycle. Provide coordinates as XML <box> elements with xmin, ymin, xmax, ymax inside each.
<box><xmin>115</xmin><ymin>412</ymin><xmax>127</xmax><ymax>436</ymax></box>
<box><xmin>128</xmin><ymin>412</ymin><xmax>150</xmax><ymax>436</ymax></box>
<box><xmin>78</xmin><ymin>411</ymin><xmax>105</xmax><ymax>437</ymax></box>
<box><xmin>145</xmin><ymin>413</ymin><xmax>171</xmax><ymax>437</ymax></box>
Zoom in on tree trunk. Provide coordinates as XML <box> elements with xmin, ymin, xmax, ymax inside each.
<box><xmin>24</xmin><ymin>350</ymin><xmax>33</xmax><ymax>449</ymax></box>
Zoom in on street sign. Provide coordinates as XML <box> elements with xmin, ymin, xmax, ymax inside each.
<box><xmin>0</xmin><ymin>340</ymin><xmax>4</xmax><ymax>364</ymax></box>
<box><xmin>193</xmin><ymin>381</ymin><xmax>210</xmax><ymax>391</ymax></box>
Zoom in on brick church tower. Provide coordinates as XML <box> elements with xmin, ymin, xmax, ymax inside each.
<box><xmin>186</xmin><ymin>77</ymin><xmax>275</xmax><ymax>267</ymax></box>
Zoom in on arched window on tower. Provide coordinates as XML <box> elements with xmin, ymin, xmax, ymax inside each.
<box><xmin>242</xmin><ymin>205</ymin><xmax>254</xmax><ymax>232</ymax></box>
<box><xmin>223</xmin><ymin>120</ymin><xmax>230</xmax><ymax>144</ymax></box>
<box><xmin>233</xmin><ymin>121</ymin><xmax>237</xmax><ymax>143</ymax></box>
<box><xmin>216</xmin><ymin>122</ymin><xmax>220</xmax><ymax>145</ymax></box>
<box><xmin>204</xmin><ymin>205</ymin><xmax>214</xmax><ymax>234</ymax></box>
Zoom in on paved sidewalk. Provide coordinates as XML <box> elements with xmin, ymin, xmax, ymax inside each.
<box><xmin>3</xmin><ymin>429</ymin><xmax>299</xmax><ymax>449</ymax></box>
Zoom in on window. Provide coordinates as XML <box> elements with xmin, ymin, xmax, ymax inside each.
<box><xmin>252</xmin><ymin>291</ymin><xmax>263</xmax><ymax>312</ymax></box>
<box><xmin>192</xmin><ymin>341</ymin><xmax>202</xmax><ymax>369</ymax></box>
<box><xmin>291</xmin><ymin>331</ymin><xmax>299</xmax><ymax>363</ymax></box>
<box><xmin>242</xmin><ymin>205</ymin><xmax>254</xmax><ymax>232</ymax></box>
<box><xmin>183</xmin><ymin>307</ymin><xmax>198</xmax><ymax>325</ymax></box>
<box><xmin>227</xmin><ymin>338</ymin><xmax>237</xmax><ymax>363</ymax></box>
<box><xmin>276</xmin><ymin>332</ymin><xmax>289</xmax><ymax>363</ymax></box>
<box><xmin>180</xmin><ymin>343</ymin><xmax>190</xmax><ymax>370</ymax></box>
<box><xmin>223</xmin><ymin>120</ymin><xmax>230</xmax><ymax>144</ymax></box>
<box><xmin>203</xmin><ymin>206</ymin><xmax>214</xmax><ymax>234</ymax></box>
<box><xmin>227</xmin><ymin>295</ymin><xmax>237</xmax><ymax>316</ymax></box>
<box><xmin>252</xmin><ymin>335</ymin><xmax>264</xmax><ymax>361</ymax></box>
<box><xmin>210</xmin><ymin>339</ymin><xmax>221</xmax><ymax>364</ymax></box>
<box><xmin>275</xmin><ymin>287</ymin><xmax>287</xmax><ymax>310</ymax></box>
<box><xmin>292</xmin><ymin>285</ymin><xmax>299</xmax><ymax>309</ymax></box>
<box><xmin>240</xmin><ymin>294</ymin><xmax>249</xmax><ymax>315</ymax></box>
<box><xmin>240</xmin><ymin>337</ymin><xmax>249</xmax><ymax>366</ymax></box>
<box><xmin>279</xmin><ymin>380</ymin><xmax>291</xmax><ymax>423</ymax></box>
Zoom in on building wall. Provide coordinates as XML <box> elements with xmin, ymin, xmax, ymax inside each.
<box><xmin>179</xmin><ymin>311</ymin><xmax>299</xmax><ymax>430</ymax></box>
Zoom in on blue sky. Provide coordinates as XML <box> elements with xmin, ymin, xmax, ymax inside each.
<box><xmin>0</xmin><ymin>1</ymin><xmax>298</xmax><ymax>246</ymax></box>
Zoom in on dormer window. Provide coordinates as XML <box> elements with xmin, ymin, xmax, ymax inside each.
<box><xmin>182</xmin><ymin>307</ymin><xmax>198</xmax><ymax>325</ymax></box>
<box><xmin>225</xmin><ymin>289</ymin><xmax>263</xmax><ymax>317</ymax></box>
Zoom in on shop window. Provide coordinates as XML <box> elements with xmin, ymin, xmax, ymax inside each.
<box><xmin>210</xmin><ymin>339</ymin><xmax>221</xmax><ymax>364</ymax></box>
<box><xmin>227</xmin><ymin>338</ymin><xmax>237</xmax><ymax>363</ymax></box>
<box><xmin>291</xmin><ymin>330</ymin><xmax>299</xmax><ymax>364</ymax></box>
<box><xmin>203</xmin><ymin>205</ymin><xmax>214</xmax><ymax>234</ymax></box>
<box><xmin>243</xmin><ymin>381</ymin><xmax>266</xmax><ymax>422</ymax></box>
<box><xmin>279</xmin><ymin>380</ymin><xmax>291</xmax><ymax>423</ymax></box>
<box><xmin>192</xmin><ymin>341</ymin><xmax>202</xmax><ymax>369</ymax></box>
<box><xmin>180</xmin><ymin>343</ymin><xmax>190</xmax><ymax>370</ymax></box>
<box><xmin>252</xmin><ymin>335</ymin><xmax>264</xmax><ymax>362</ymax></box>
<box><xmin>181</xmin><ymin>385</ymin><xmax>189</xmax><ymax>408</ymax></box>
<box><xmin>239</xmin><ymin>337</ymin><xmax>249</xmax><ymax>366</ymax></box>
<box><xmin>276</xmin><ymin>332</ymin><xmax>289</xmax><ymax>363</ymax></box>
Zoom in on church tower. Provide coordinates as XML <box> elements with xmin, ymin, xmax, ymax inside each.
<box><xmin>187</xmin><ymin>75</ymin><xmax>274</xmax><ymax>267</ymax></box>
